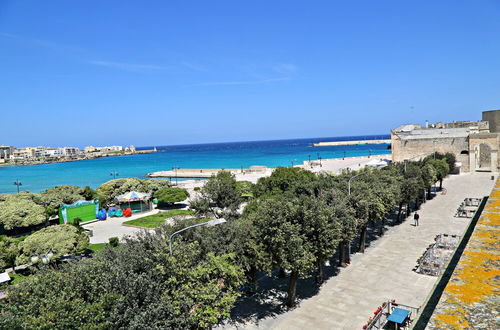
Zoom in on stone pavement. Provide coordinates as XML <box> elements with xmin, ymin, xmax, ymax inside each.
<box><xmin>82</xmin><ymin>209</ymin><xmax>158</xmax><ymax>243</ymax></box>
<box><xmin>238</xmin><ymin>172</ymin><xmax>496</xmax><ymax>330</ymax></box>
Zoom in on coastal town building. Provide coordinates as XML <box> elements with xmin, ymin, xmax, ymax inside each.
<box><xmin>84</xmin><ymin>145</ymin><xmax>123</xmax><ymax>153</ymax></box>
<box><xmin>391</xmin><ymin>109</ymin><xmax>500</xmax><ymax>172</ymax></box>
<box><xmin>0</xmin><ymin>146</ymin><xmax>14</xmax><ymax>160</ymax></box>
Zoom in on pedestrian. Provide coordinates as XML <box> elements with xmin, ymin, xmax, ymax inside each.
<box><xmin>414</xmin><ymin>212</ymin><xmax>420</xmax><ymax>226</ymax></box>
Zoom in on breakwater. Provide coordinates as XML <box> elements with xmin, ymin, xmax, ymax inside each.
<box><xmin>313</xmin><ymin>139</ymin><xmax>391</xmax><ymax>146</ymax></box>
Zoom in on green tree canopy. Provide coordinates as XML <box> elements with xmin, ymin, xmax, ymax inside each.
<box><xmin>251</xmin><ymin>195</ymin><xmax>316</xmax><ymax>307</ymax></box>
<box><xmin>36</xmin><ymin>185</ymin><xmax>86</xmax><ymax>210</ymax></box>
<box><xmin>0</xmin><ymin>236</ymin><xmax>19</xmax><ymax>272</ymax></box>
<box><xmin>1</xmin><ymin>230</ymin><xmax>243</xmax><ymax>329</ymax></box>
<box><xmin>0</xmin><ymin>195</ymin><xmax>47</xmax><ymax>230</ymax></box>
<box><xmin>16</xmin><ymin>224</ymin><xmax>89</xmax><ymax>265</ymax></box>
<box><xmin>155</xmin><ymin>187</ymin><xmax>189</xmax><ymax>205</ymax></box>
<box><xmin>235</xmin><ymin>180</ymin><xmax>255</xmax><ymax>198</ymax></box>
<box><xmin>200</xmin><ymin>171</ymin><xmax>241</xmax><ymax>212</ymax></box>
<box><xmin>254</xmin><ymin>166</ymin><xmax>317</xmax><ymax>198</ymax></box>
<box><xmin>426</xmin><ymin>158</ymin><xmax>450</xmax><ymax>188</ymax></box>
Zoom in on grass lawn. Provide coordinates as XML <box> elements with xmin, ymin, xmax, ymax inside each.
<box><xmin>88</xmin><ymin>243</ymin><xmax>107</xmax><ymax>252</ymax></box>
<box><xmin>123</xmin><ymin>209</ymin><xmax>195</xmax><ymax>228</ymax></box>
<box><xmin>9</xmin><ymin>272</ymin><xmax>31</xmax><ymax>285</ymax></box>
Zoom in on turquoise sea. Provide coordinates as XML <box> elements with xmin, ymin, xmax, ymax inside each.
<box><xmin>0</xmin><ymin>135</ymin><xmax>391</xmax><ymax>194</ymax></box>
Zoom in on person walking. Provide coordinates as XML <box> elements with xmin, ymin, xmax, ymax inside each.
<box><xmin>414</xmin><ymin>212</ymin><xmax>420</xmax><ymax>226</ymax></box>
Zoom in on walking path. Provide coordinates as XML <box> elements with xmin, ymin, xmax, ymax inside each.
<box><xmin>83</xmin><ymin>209</ymin><xmax>159</xmax><ymax>243</ymax></box>
<box><xmin>238</xmin><ymin>172</ymin><xmax>496</xmax><ymax>329</ymax></box>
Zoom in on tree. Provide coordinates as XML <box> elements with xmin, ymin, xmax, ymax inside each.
<box><xmin>301</xmin><ymin>196</ymin><xmax>341</xmax><ymax>283</ymax></box>
<box><xmin>426</xmin><ymin>158</ymin><xmax>450</xmax><ymax>189</ymax></box>
<box><xmin>16</xmin><ymin>224</ymin><xmax>89</xmax><ymax>265</ymax></box>
<box><xmin>81</xmin><ymin>186</ymin><xmax>97</xmax><ymax>201</ymax></box>
<box><xmin>254</xmin><ymin>166</ymin><xmax>316</xmax><ymax>198</ymax></box>
<box><xmin>1</xmin><ymin>230</ymin><xmax>243</xmax><ymax>329</ymax></box>
<box><xmin>420</xmin><ymin>163</ymin><xmax>437</xmax><ymax>199</ymax></box>
<box><xmin>189</xmin><ymin>196</ymin><xmax>211</xmax><ymax>216</ymax></box>
<box><xmin>141</xmin><ymin>179</ymin><xmax>172</xmax><ymax>194</ymax></box>
<box><xmin>433</xmin><ymin>152</ymin><xmax>456</xmax><ymax>173</ymax></box>
<box><xmin>235</xmin><ymin>180</ymin><xmax>255</xmax><ymax>199</ymax></box>
<box><xmin>0</xmin><ymin>236</ymin><xmax>19</xmax><ymax>272</ymax></box>
<box><xmin>0</xmin><ymin>195</ymin><xmax>47</xmax><ymax>230</ymax></box>
<box><xmin>37</xmin><ymin>185</ymin><xmax>85</xmax><ymax>210</ymax></box>
<box><xmin>315</xmin><ymin>173</ymin><xmax>357</xmax><ymax>266</ymax></box>
<box><xmin>155</xmin><ymin>187</ymin><xmax>189</xmax><ymax>205</ymax></box>
<box><xmin>252</xmin><ymin>196</ymin><xmax>315</xmax><ymax>307</ymax></box>
<box><xmin>404</xmin><ymin>163</ymin><xmax>426</xmax><ymax>210</ymax></box>
<box><xmin>201</xmin><ymin>171</ymin><xmax>241</xmax><ymax>212</ymax></box>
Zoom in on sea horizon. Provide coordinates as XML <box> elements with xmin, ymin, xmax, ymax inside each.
<box><xmin>0</xmin><ymin>134</ymin><xmax>391</xmax><ymax>194</ymax></box>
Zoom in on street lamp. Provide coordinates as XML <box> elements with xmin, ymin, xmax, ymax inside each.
<box><xmin>110</xmin><ymin>171</ymin><xmax>119</xmax><ymax>179</ymax></box>
<box><xmin>308</xmin><ymin>154</ymin><xmax>311</xmax><ymax>167</ymax></box>
<box><xmin>13</xmin><ymin>179</ymin><xmax>22</xmax><ymax>193</ymax></box>
<box><xmin>169</xmin><ymin>218</ymin><xmax>227</xmax><ymax>255</ymax></box>
<box><xmin>343</xmin><ymin>150</ymin><xmax>346</xmax><ymax>160</ymax></box>
<box><xmin>172</xmin><ymin>166</ymin><xmax>180</xmax><ymax>185</ymax></box>
<box><xmin>317</xmin><ymin>153</ymin><xmax>322</xmax><ymax>167</ymax></box>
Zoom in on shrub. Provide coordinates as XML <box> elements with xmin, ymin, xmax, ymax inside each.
<box><xmin>155</xmin><ymin>187</ymin><xmax>189</xmax><ymax>205</ymax></box>
<box><xmin>0</xmin><ymin>195</ymin><xmax>47</xmax><ymax>230</ymax></box>
<box><xmin>109</xmin><ymin>237</ymin><xmax>119</xmax><ymax>247</ymax></box>
<box><xmin>16</xmin><ymin>224</ymin><xmax>89</xmax><ymax>265</ymax></box>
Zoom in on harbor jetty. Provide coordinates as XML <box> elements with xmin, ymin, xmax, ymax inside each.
<box><xmin>146</xmin><ymin>166</ymin><xmax>269</xmax><ymax>179</ymax></box>
<box><xmin>313</xmin><ymin>139</ymin><xmax>391</xmax><ymax>147</ymax></box>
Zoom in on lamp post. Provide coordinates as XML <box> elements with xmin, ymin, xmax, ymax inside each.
<box><xmin>13</xmin><ymin>179</ymin><xmax>22</xmax><ymax>193</ymax></box>
<box><xmin>169</xmin><ymin>218</ymin><xmax>227</xmax><ymax>255</ymax></box>
<box><xmin>110</xmin><ymin>171</ymin><xmax>119</xmax><ymax>179</ymax></box>
<box><xmin>308</xmin><ymin>154</ymin><xmax>311</xmax><ymax>167</ymax></box>
<box><xmin>343</xmin><ymin>150</ymin><xmax>346</xmax><ymax>160</ymax></box>
<box><xmin>172</xmin><ymin>166</ymin><xmax>179</xmax><ymax>185</ymax></box>
<box><xmin>317</xmin><ymin>153</ymin><xmax>322</xmax><ymax>167</ymax></box>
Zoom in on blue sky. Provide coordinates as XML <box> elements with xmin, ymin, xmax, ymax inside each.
<box><xmin>1</xmin><ymin>0</ymin><xmax>499</xmax><ymax>148</ymax></box>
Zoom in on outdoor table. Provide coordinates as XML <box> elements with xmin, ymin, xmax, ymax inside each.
<box><xmin>387</xmin><ymin>308</ymin><xmax>410</xmax><ymax>329</ymax></box>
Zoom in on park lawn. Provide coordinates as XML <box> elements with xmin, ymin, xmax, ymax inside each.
<box><xmin>88</xmin><ymin>243</ymin><xmax>107</xmax><ymax>252</ymax></box>
<box><xmin>9</xmin><ymin>272</ymin><xmax>31</xmax><ymax>285</ymax></box>
<box><xmin>123</xmin><ymin>209</ymin><xmax>195</xmax><ymax>228</ymax></box>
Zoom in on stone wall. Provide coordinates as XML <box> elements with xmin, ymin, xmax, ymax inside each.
<box><xmin>482</xmin><ymin>109</ymin><xmax>500</xmax><ymax>133</ymax></box>
<box><xmin>391</xmin><ymin>134</ymin><xmax>470</xmax><ymax>171</ymax></box>
<box><xmin>469</xmin><ymin>133</ymin><xmax>500</xmax><ymax>172</ymax></box>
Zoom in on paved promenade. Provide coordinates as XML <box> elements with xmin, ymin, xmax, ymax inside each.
<box><xmin>241</xmin><ymin>172</ymin><xmax>496</xmax><ymax>329</ymax></box>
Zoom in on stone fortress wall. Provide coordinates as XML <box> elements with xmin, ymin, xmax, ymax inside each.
<box><xmin>391</xmin><ymin>109</ymin><xmax>500</xmax><ymax>172</ymax></box>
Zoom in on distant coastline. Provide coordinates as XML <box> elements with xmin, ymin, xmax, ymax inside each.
<box><xmin>0</xmin><ymin>149</ymin><xmax>157</xmax><ymax>168</ymax></box>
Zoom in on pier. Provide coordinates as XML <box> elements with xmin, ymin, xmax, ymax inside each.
<box><xmin>313</xmin><ymin>139</ymin><xmax>391</xmax><ymax>147</ymax></box>
<box><xmin>146</xmin><ymin>166</ymin><xmax>269</xmax><ymax>179</ymax></box>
